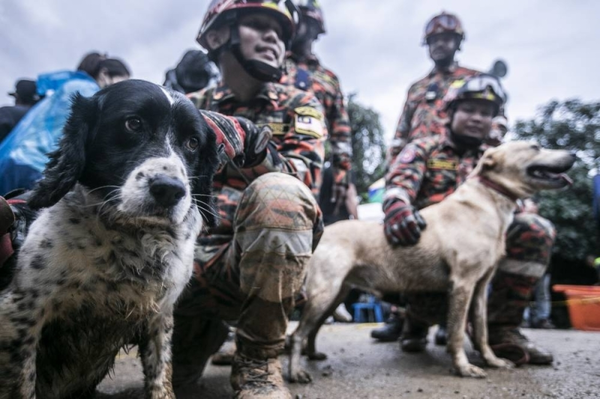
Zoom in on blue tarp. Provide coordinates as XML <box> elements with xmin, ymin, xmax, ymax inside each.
<box><xmin>0</xmin><ymin>71</ymin><xmax>99</xmax><ymax>195</ymax></box>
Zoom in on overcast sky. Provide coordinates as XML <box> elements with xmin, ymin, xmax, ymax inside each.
<box><xmin>1</xmin><ymin>0</ymin><xmax>599</xmax><ymax>141</ymax></box>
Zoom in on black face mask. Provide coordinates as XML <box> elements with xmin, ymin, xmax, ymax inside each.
<box><xmin>450</xmin><ymin>129</ymin><xmax>483</xmax><ymax>150</ymax></box>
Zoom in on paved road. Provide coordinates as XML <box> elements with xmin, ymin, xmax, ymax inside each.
<box><xmin>97</xmin><ymin>323</ymin><xmax>600</xmax><ymax>399</ymax></box>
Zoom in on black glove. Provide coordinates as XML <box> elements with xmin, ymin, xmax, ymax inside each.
<box><xmin>200</xmin><ymin>111</ymin><xmax>272</xmax><ymax>168</ymax></box>
<box><xmin>234</xmin><ymin>117</ymin><xmax>272</xmax><ymax>167</ymax></box>
<box><xmin>383</xmin><ymin>199</ymin><xmax>427</xmax><ymax>246</ymax></box>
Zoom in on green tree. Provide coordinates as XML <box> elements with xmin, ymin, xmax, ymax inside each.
<box><xmin>513</xmin><ymin>99</ymin><xmax>600</xmax><ymax>262</ymax></box>
<box><xmin>347</xmin><ymin>96</ymin><xmax>387</xmax><ymax>200</ymax></box>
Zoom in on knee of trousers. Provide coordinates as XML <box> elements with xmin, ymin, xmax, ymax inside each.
<box><xmin>505</xmin><ymin>213</ymin><xmax>555</xmax><ymax>266</ymax></box>
<box><xmin>234</xmin><ymin>172</ymin><xmax>322</xmax><ymax>250</ymax></box>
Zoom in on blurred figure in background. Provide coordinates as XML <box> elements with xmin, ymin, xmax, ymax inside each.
<box><xmin>0</xmin><ymin>52</ymin><xmax>130</xmax><ymax>195</ymax></box>
<box><xmin>0</xmin><ymin>79</ymin><xmax>40</xmax><ymax>143</ymax></box>
<box><xmin>318</xmin><ymin>142</ymin><xmax>358</xmax><ymax>226</ymax></box>
<box><xmin>522</xmin><ymin>198</ymin><xmax>555</xmax><ymax>329</ymax></box>
<box><xmin>164</xmin><ymin>49</ymin><xmax>220</xmax><ymax>94</ymax></box>
<box><xmin>283</xmin><ymin>0</ymin><xmax>356</xmax><ymax>323</ymax></box>
<box><xmin>282</xmin><ymin>0</ymin><xmax>351</xmax><ymax>151</ymax></box>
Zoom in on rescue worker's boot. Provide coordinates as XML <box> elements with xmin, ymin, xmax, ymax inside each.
<box><xmin>488</xmin><ymin>328</ymin><xmax>553</xmax><ymax>365</ymax></box>
<box><xmin>371</xmin><ymin>311</ymin><xmax>404</xmax><ymax>342</ymax></box>
<box><xmin>400</xmin><ymin>316</ymin><xmax>429</xmax><ymax>353</ymax></box>
<box><xmin>231</xmin><ymin>339</ymin><xmax>291</xmax><ymax>399</ymax></box>
<box><xmin>227</xmin><ymin>173</ymin><xmax>320</xmax><ymax>398</ymax></box>
<box><xmin>487</xmin><ymin>268</ymin><xmax>554</xmax><ymax>365</ymax></box>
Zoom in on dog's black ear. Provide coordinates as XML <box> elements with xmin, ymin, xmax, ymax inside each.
<box><xmin>193</xmin><ymin>120</ymin><xmax>220</xmax><ymax>228</ymax></box>
<box><xmin>28</xmin><ymin>93</ymin><xmax>97</xmax><ymax>210</ymax></box>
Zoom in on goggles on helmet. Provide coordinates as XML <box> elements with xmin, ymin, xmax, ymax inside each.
<box><xmin>426</xmin><ymin>14</ymin><xmax>458</xmax><ymax>35</ymax></box>
<box><xmin>423</xmin><ymin>12</ymin><xmax>465</xmax><ymax>44</ymax></box>
<box><xmin>444</xmin><ymin>74</ymin><xmax>507</xmax><ymax>117</ymax></box>
<box><xmin>461</xmin><ymin>74</ymin><xmax>507</xmax><ymax>104</ymax></box>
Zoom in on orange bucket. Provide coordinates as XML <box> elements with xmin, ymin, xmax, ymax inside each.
<box><xmin>553</xmin><ymin>285</ymin><xmax>600</xmax><ymax>331</ymax></box>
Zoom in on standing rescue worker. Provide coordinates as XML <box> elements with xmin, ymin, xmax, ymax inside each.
<box><xmin>389</xmin><ymin>11</ymin><xmax>482</xmax><ymax>159</ymax></box>
<box><xmin>383</xmin><ymin>74</ymin><xmax>555</xmax><ymax>366</ymax></box>
<box><xmin>281</xmin><ymin>0</ymin><xmax>351</xmax><ymax>151</ymax></box>
<box><xmin>172</xmin><ymin>1</ymin><xmax>327</xmax><ymax>398</ymax></box>
<box><xmin>281</xmin><ymin>0</ymin><xmax>356</xmax><ymax>224</ymax></box>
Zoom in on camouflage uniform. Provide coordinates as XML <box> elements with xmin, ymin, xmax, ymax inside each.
<box><xmin>281</xmin><ymin>53</ymin><xmax>354</xmax><ymax>207</ymax></box>
<box><xmin>385</xmin><ymin>133</ymin><xmax>556</xmax><ymax>334</ymax></box>
<box><xmin>389</xmin><ymin>63</ymin><xmax>480</xmax><ymax>159</ymax></box>
<box><xmin>281</xmin><ymin>54</ymin><xmax>351</xmax><ymax>146</ymax></box>
<box><xmin>172</xmin><ymin>81</ymin><xmax>326</xmax><ymax>385</ymax></box>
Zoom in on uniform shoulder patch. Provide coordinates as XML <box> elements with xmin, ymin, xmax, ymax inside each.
<box><xmin>398</xmin><ymin>145</ymin><xmax>418</xmax><ymax>163</ymax></box>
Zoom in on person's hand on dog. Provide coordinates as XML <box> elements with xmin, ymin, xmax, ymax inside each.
<box><xmin>383</xmin><ymin>199</ymin><xmax>427</xmax><ymax>246</ymax></box>
<box><xmin>200</xmin><ymin>111</ymin><xmax>272</xmax><ymax>168</ymax></box>
<box><xmin>234</xmin><ymin>117</ymin><xmax>272</xmax><ymax>168</ymax></box>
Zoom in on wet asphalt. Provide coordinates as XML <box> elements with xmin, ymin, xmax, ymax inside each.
<box><xmin>96</xmin><ymin>323</ymin><xmax>600</xmax><ymax>399</ymax></box>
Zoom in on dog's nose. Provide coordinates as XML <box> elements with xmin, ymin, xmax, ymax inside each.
<box><xmin>149</xmin><ymin>175</ymin><xmax>186</xmax><ymax>208</ymax></box>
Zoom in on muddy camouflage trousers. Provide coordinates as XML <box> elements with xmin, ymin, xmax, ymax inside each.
<box><xmin>172</xmin><ymin>173</ymin><xmax>322</xmax><ymax>386</ymax></box>
<box><xmin>406</xmin><ymin>213</ymin><xmax>556</xmax><ymax>328</ymax></box>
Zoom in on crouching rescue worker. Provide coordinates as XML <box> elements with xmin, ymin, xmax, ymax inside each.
<box><xmin>373</xmin><ymin>11</ymin><xmax>483</xmax><ymax>341</ymax></box>
<box><xmin>171</xmin><ymin>1</ymin><xmax>326</xmax><ymax>398</ymax></box>
<box><xmin>383</xmin><ymin>74</ymin><xmax>555</xmax><ymax>366</ymax></box>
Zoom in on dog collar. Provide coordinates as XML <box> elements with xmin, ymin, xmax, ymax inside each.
<box><xmin>476</xmin><ymin>176</ymin><xmax>520</xmax><ymax>202</ymax></box>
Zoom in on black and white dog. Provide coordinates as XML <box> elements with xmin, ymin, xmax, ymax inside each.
<box><xmin>0</xmin><ymin>80</ymin><xmax>220</xmax><ymax>399</ymax></box>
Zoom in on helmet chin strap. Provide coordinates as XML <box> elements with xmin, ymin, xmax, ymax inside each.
<box><xmin>229</xmin><ymin>25</ymin><xmax>283</xmax><ymax>82</ymax></box>
<box><xmin>450</xmin><ymin>129</ymin><xmax>483</xmax><ymax>150</ymax></box>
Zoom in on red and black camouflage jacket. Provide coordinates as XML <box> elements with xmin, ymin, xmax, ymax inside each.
<box><xmin>188</xmin><ymin>81</ymin><xmax>327</xmax><ymax>258</ymax></box>
<box><xmin>281</xmin><ymin>53</ymin><xmax>350</xmax><ymax>147</ymax></box>
<box><xmin>389</xmin><ymin>63</ymin><xmax>481</xmax><ymax>159</ymax></box>
<box><xmin>384</xmin><ymin>133</ymin><xmax>484</xmax><ymax>211</ymax></box>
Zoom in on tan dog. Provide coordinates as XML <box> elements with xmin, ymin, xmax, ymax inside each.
<box><xmin>289</xmin><ymin>142</ymin><xmax>574</xmax><ymax>381</ymax></box>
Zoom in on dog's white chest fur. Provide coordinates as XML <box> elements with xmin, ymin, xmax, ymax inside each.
<box><xmin>18</xmin><ymin>187</ymin><xmax>200</xmax><ymax>320</ymax></box>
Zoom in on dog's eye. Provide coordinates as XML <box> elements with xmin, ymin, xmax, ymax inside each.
<box><xmin>186</xmin><ymin>137</ymin><xmax>200</xmax><ymax>151</ymax></box>
<box><xmin>531</xmin><ymin>144</ymin><xmax>541</xmax><ymax>151</ymax></box>
<box><xmin>125</xmin><ymin>117</ymin><xmax>143</xmax><ymax>132</ymax></box>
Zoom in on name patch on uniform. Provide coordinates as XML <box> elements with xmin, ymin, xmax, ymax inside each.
<box><xmin>294</xmin><ymin>106</ymin><xmax>324</xmax><ymax>138</ymax></box>
<box><xmin>260</xmin><ymin>123</ymin><xmax>288</xmax><ymax>136</ymax></box>
<box><xmin>427</xmin><ymin>159</ymin><xmax>458</xmax><ymax>170</ymax></box>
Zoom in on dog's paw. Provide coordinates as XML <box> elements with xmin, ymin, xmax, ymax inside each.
<box><xmin>486</xmin><ymin>356</ymin><xmax>514</xmax><ymax>369</ymax></box>
<box><xmin>149</xmin><ymin>389</ymin><xmax>176</xmax><ymax>399</ymax></box>
<box><xmin>289</xmin><ymin>369</ymin><xmax>313</xmax><ymax>384</ymax></box>
<box><xmin>456</xmin><ymin>364</ymin><xmax>487</xmax><ymax>378</ymax></box>
<box><xmin>308</xmin><ymin>351</ymin><xmax>327</xmax><ymax>361</ymax></box>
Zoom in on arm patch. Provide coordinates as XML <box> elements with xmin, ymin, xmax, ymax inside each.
<box><xmin>294</xmin><ymin>106</ymin><xmax>324</xmax><ymax>138</ymax></box>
